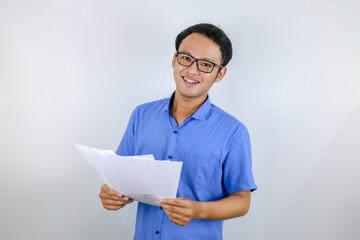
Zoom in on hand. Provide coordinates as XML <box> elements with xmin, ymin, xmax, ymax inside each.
<box><xmin>155</xmin><ymin>197</ymin><xmax>201</xmax><ymax>226</ymax></box>
<box><xmin>98</xmin><ymin>184</ymin><xmax>133</xmax><ymax>210</ymax></box>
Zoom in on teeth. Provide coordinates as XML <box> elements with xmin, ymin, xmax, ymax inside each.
<box><xmin>184</xmin><ymin>77</ymin><xmax>199</xmax><ymax>84</ymax></box>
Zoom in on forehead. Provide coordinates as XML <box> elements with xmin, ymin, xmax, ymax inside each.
<box><xmin>178</xmin><ymin>33</ymin><xmax>222</xmax><ymax>63</ymax></box>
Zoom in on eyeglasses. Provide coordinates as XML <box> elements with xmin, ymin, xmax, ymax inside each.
<box><xmin>176</xmin><ymin>52</ymin><xmax>223</xmax><ymax>73</ymax></box>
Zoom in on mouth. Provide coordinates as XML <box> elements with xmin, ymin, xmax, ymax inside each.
<box><xmin>182</xmin><ymin>76</ymin><xmax>200</xmax><ymax>86</ymax></box>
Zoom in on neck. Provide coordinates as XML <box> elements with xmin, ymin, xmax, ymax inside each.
<box><xmin>171</xmin><ymin>91</ymin><xmax>207</xmax><ymax>126</ymax></box>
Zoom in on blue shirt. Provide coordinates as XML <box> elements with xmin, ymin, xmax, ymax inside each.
<box><xmin>116</xmin><ymin>94</ymin><xmax>257</xmax><ymax>240</ymax></box>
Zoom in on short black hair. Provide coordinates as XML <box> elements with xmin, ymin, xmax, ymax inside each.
<box><xmin>175</xmin><ymin>23</ymin><xmax>233</xmax><ymax>67</ymax></box>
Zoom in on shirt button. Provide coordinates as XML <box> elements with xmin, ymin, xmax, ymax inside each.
<box><xmin>156</xmin><ymin>231</ymin><xmax>160</xmax><ymax>234</ymax></box>
<box><xmin>160</xmin><ymin>207</ymin><xmax>163</xmax><ymax>210</ymax></box>
<box><xmin>173</xmin><ymin>130</ymin><xmax>178</xmax><ymax>134</ymax></box>
<box><xmin>168</xmin><ymin>156</ymin><xmax>172</xmax><ymax>159</ymax></box>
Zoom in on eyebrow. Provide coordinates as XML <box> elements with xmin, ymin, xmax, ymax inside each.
<box><xmin>180</xmin><ymin>50</ymin><xmax>217</xmax><ymax>63</ymax></box>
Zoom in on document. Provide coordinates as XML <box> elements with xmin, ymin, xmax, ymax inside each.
<box><xmin>73</xmin><ymin>143</ymin><xmax>183</xmax><ymax>206</ymax></box>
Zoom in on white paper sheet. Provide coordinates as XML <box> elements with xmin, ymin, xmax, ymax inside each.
<box><xmin>73</xmin><ymin>143</ymin><xmax>183</xmax><ymax>206</ymax></box>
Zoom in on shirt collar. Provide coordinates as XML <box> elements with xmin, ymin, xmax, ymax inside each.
<box><xmin>162</xmin><ymin>92</ymin><xmax>212</xmax><ymax>121</ymax></box>
<box><xmin>162</xmin><ymin>92</ymin><xmax>174</xmax><ymax>112</ymax></box>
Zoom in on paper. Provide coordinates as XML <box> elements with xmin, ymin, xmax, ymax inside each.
<box><xmin>73</xmin><ymin>143</ymin><xmax>183</xmax><ymax>206</ymax></box>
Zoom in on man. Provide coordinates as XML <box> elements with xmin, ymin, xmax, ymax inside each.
<box><xmin>99</xmin><ymin>23</ymin><xmax>257</xmax><ymax>240</ymax></box>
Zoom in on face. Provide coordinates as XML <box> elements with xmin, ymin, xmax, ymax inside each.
<box><xmin>172</xmin><ymin>33</ymin><xmax>227</xmax><ymax>101</ymax></box>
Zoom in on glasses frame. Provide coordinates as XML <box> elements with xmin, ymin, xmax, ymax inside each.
<box><xmin>176</xmin><ymin>52</ymin><xmax>223</xmax><ymax>73</ymax></box>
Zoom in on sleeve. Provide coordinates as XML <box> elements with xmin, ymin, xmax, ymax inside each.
<box><xmin>223</xmin><ymin>125</ymin><xmax>257</xmax><ymax>194</ymax></box>
<box><xmin>115</xmin><ymin>107</ymin><xmax>139</xmax><ymax>156</ymax></box>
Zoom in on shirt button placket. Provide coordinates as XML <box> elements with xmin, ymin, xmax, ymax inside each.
<box><xmin>154</xmin><ymin>129</ymin><xmax>178</xmax><ymax>239</ymax></box>
<box><xmin>154</xmin><ymin>208</ymin><xmax>164</xmax><ymax>240</ymax></box>
<box><xmin>154</xmin><ymin>230</ymin><xmax>160</xmax><ymax>239</ymax></box>
<box><xmin>167</xmin><ymin>129</ymin><xmax>179</xmax><ymax>161</ymax></box>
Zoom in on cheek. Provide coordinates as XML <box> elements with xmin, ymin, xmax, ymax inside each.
<box><xmin>173</xmin><ymin>68</ymin><xmax>180</xmax><ymax>80</ymax></box>
<box><xmin>203</xmin><ymin>74</ymin><xmax>216</xmax><ymax>83</ymax></box>
<box><xmin>174</xmin><ymin>65</ymin><xmax>185</xmax><ymax>76</ymax></box>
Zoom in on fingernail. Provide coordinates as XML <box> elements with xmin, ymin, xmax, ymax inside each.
<box><xmin>159</xmin><ymin>199</ymin><xmax>164</xmax><ymax>203</ymax></box>
<box><xmin>123</xmin><ymin>196</ymin><xmax>129</xmax><ymax>201</ymax></box>
<box><xmin>117</xmin><ymin>194</ymin><xmax>123</xmax><ymax>198</ymax></box>
<box><xmin>155</xmin><ymin>200</ymin><xmax>160</xmax><ymax>205</ymax></box>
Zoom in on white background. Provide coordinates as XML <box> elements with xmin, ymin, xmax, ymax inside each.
<box><xmin>1</xmin><ymin>0</ymin><xmax>359</xmax><ymax>239</ymax></box>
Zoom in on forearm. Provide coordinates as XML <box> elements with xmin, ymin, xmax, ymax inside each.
<box><xmin>195</xmin><ymin>190</ymin><xmax>251</xmax><ymax>220</ymax></box>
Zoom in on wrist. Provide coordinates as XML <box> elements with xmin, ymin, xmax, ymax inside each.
<box><xmin>194</xmin><ymin>201</ymin><xmax>209</xmax><ymax>220</ymax></box>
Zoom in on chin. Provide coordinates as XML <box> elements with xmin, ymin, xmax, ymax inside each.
<box><xmin>177</xmin><ymin>90</ymin><xmax>204</xmax><ymax>100</ymax></box>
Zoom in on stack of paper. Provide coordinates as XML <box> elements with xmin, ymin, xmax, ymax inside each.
<box><xmin>73</xmin><ymin>143</ymin><xmax>183</xmax><ymax>206</ymax></box>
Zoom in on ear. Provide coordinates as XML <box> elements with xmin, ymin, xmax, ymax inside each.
<box><xmin>172</xmin><ymin>52</ymin><xmax>177</xmax><ymax>68</ymax></box>
<box><xmin>214</xmin><ymin>67</ymin><xmax>227</xmax><ymax>83</ymax></box>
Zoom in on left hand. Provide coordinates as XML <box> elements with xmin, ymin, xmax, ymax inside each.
<box><xmin>155</xmin><ymin>197</ymin><xmax>200</xmax><ymax>226</ymax></box>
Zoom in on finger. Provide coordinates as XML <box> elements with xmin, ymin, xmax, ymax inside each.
<box><xmin>100</xmin><ymin>192</ymin><xmax>134</xmax><ymax>203</ymax></box>
<box><xmin>164</xmin><ymin>211</ymin><xmax>189</xmax><ymax>226</ymax></box>
<box><xmin>164</xmin><ymin>209</ymin><xmax>187</xmax><ymax>221</ymax></box>
<box><xmin>99</xmin><ymin>192</ymin><xmax>123</xmax><ymax>201</ymax></box>
<box><xmin>160</xmin><ymin>204</ymin><xmax>186</xmax><ymax>216</ymax></box>
<box><xmin>159</xmin><ymin>198</ymin><xmax>189</xmax><ymax>208</ymax></box>
<box><xmin>101</xmin><ymin>185</ymin><xmax>122</xmax><ymax>197</ymax></box>
<box><xmin>104</xmin><ymin>204</ymin><xmax>125</xmax><ymax>211</ymax></box>
<box><xmin>101</xmin><ymin>199</ymin><xmax>128</xmax><ymax>206</ymax></box>
<box><xmin>169</xmin><ymin>217</ymin><xmax>188</xmax><ymax>226</ymax></box>
<box><xmin>121</xmin><ymin>196</ymin><xmax>134</xmax><ymax>202</ymax></box>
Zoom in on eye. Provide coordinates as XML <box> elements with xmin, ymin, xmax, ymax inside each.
<box><xmin>182</xmin><ymin>56</ymin><xmax>191</xmax><ymax>62</ymax></box>
<box><xmin>201</xmin><ymin>62</ymin><xmax>213</xmax><ymax>68</ymax></box>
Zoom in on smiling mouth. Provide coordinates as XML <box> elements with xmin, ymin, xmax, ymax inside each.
<box><xmin>182</xmin><ymin>76</ymin><xmax>200</xmax><ymax>84</ymax></box>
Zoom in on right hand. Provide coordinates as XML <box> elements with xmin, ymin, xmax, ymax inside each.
<box><xmin>99</xmin><ymin>184</ymin><xmax>133</xmax><ymax>210</ymax></box>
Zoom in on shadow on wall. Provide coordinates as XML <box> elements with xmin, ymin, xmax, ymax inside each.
<box><xmin>278</xmin><ymin>103</ymin><xmax>360</xmax><ymax>240</ymax></box>
<box><xmin>87</xmin><ymin>205</ymin><xmax>137</xmax><ymax>240</ymax></box>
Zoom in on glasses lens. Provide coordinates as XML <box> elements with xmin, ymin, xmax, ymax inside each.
<box><xmin>177</xmin><ymin>53</ymin><xmax>193</xmax><ymax>66</ymax></box>
<box><xmin>198</xmin><ymin>60</ymin><xmax>214</xmax><ymax>73</ymax></box>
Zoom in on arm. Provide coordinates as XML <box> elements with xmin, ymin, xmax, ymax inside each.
<box><xmin>199</xmin><ymin>190</ymin><xmax>251</xmax><ymax>220</ymax></box>
<box><xmin>155</xmin><ymin>190</ymin><xmax>251</xmax><ymax>226</ymax></box>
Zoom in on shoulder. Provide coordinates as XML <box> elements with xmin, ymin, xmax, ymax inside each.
<box><xmin>209</xmin><ymin>105</ymin><xmax>252</xmax><ymax>157</ymax></box>
<box><xmin>131</xmin><ymin>97</ymin><xmax>169</xmax><ymax>117</ymax></box>
<box><xmin>209</xmin><ymin>103</ymin><xmax>248</xmax><ymax>133</ymax></box>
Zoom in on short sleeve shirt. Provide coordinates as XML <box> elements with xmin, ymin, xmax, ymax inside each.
<box><xmin>116</xmin><ymin>94</ymin><xmax>257</xmax><ymax>240</ymax></box>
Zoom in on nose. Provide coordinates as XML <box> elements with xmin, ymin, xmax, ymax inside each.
<box><xmin>188</xmin><ymin>60</ymin><xmax>201</xmax><ymax>75</ymax></box>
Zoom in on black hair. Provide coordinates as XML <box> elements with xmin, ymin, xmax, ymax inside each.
<box><xmin>175</xmin><ymin>23</ymin><xmax>233</xmax><ymax>67</ymax></box>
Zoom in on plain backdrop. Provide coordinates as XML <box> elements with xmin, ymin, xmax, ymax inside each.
<box><xmin>1</xmin><ymin>0</ymin><xmax>359</xmax><ymax>239</ymax></box>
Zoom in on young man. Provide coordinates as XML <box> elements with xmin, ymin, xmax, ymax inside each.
<box><xmin>99</xmin><ymin>23</ymin><xmax>257</xmax><ymax>240</ymax></box>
